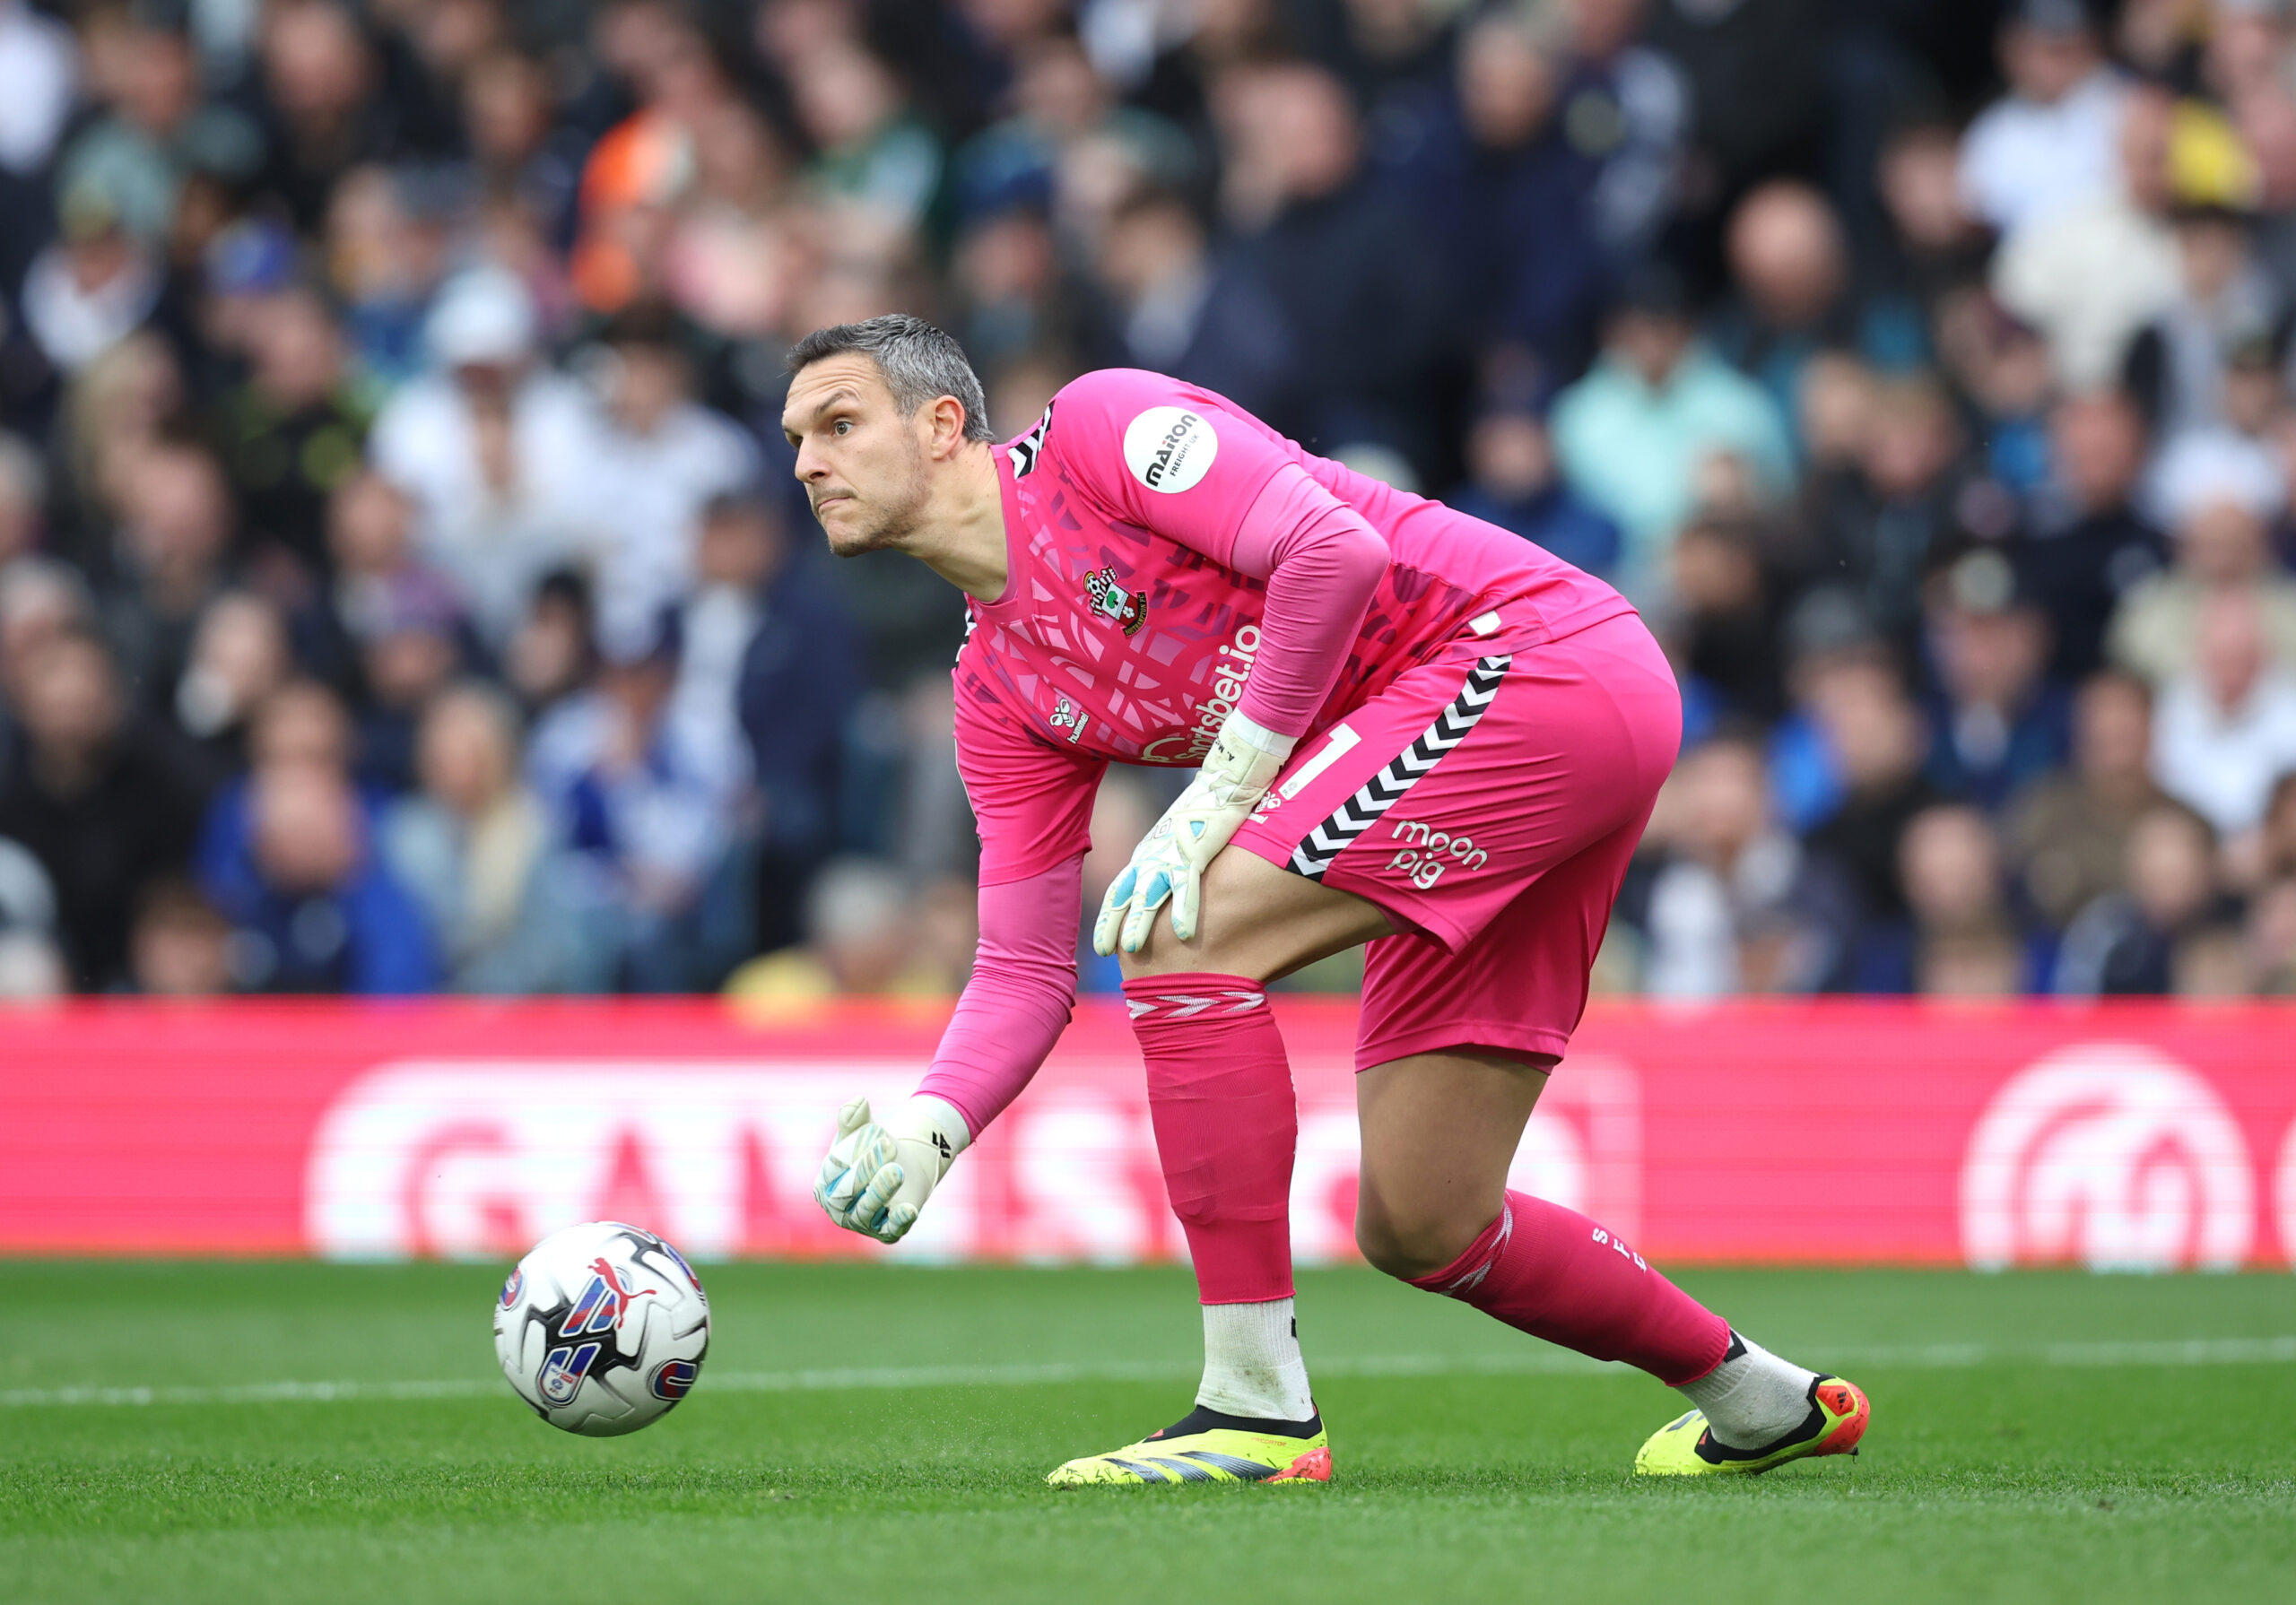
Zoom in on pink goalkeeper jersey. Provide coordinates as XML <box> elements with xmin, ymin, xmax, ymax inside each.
<box><xmin>953</xmin><ymin>368</ymin><xmax>1634</xmax><ymax>886</ymax></box>
<box><xmin>916</xmin><ymin>369</ymin><xmax>1634</xmax><ymax>1138</ymax></box>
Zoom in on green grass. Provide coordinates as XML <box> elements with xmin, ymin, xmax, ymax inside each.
<box><xmin>2</xmin><ymin>1262</ymin><xmax>2292</xmax><ymax>1603</ymax></box>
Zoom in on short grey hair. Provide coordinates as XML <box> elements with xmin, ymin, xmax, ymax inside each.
<box><xmin>787</xmin><ymin>315</ymin><xmax>996</xmax><ymax>442</ymax></box>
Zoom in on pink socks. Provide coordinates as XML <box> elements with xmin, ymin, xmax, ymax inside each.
<box><xmin>1408</xmin><ymin>1191</ymin><xmax>1731</xmax><ymax>1386</ymax></box>
<box><xmin>1124</xmin><ymin>973</ymin><xmax>1727</xmax><ymax>1390</ymax></box>
<box><xmin>1124</xmin><ymin>973</ymin><xmax>1296</xmax><ymax>1305</ymax></box>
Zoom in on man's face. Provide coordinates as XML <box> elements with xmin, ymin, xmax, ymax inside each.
<box><xmin>782</xmin><ymin>354</ymin><xmax>931</xmax><ymax>558</ymax></box>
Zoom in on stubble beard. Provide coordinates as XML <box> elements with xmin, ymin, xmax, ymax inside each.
<box><xmin>820</xmin><ymin>444</ymin><xmax>931</xmax><ymax>560</ymax></box>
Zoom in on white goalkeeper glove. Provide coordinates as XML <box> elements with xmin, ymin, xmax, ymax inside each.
<box><xmin>1093</xmin><ymin>709</ymin><xmax>1295</xmax><ymax>956</ymax></box>
<box><xmin>813</xmin><ymin>1093</ymin><xmax>971</xmax><ymax>1245</ymax></box>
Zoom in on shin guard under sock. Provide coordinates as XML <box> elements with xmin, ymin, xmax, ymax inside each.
<box><xmin>1125</xmin><ymin>973</ymin><xmax>1296</xmax><ymax>1306</ymax></box>
<box><xmin>1406</xmin><ymin>1190</ymin><xmax>1730</xmax><ymax>1385</ymax></box>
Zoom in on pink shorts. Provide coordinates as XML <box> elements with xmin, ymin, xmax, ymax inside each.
<box><xmin>1230</xmin><ymin>611</ymin><xmax>1681</xmax><ymax>1070</ymax></box>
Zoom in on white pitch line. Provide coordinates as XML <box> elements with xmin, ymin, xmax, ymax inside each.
<box><xmin>4</xmin><ymin>1336</ymin><xmax>2294</xmax><ymax>1410</ymax></box>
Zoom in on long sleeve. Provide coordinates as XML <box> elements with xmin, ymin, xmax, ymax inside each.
<box><xmin>917</xmin><ymin>856</ymin><xmax>1082</xmax><ymax>1135</ymax></box>
<box><xmin>1221</xmin><ymin>464</ymin><xmax>1388</xmax><ymax>737</ymax></box>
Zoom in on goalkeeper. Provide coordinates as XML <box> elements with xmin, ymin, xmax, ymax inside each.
<box><xmin>790</xmin><ymin>316</ymin><xmax>1867</xmax><ymax>1485</ymax></box>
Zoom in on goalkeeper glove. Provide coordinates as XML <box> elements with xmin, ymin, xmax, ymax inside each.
<box><xmin>1093</xmin><ymin>709</ymin><xmax>1295</xmax><ymax>957</ymax></box>
<box><xmin>813</xmin><ymin>1093</ymin><xmax>971</xmax><ymax>1245</ymax></box>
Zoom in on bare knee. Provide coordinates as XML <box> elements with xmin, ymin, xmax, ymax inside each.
<box><xmin>1117</xmin><ymin>930</ymin><xmax>1266</xmax><ymax>984</ymax></box>
<box><xmin>1353</xmin><ymin>1194</ymin><xmax>1492</xmax><ymax>1282</ymax></box>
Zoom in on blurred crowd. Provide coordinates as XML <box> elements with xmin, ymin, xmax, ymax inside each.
<box><xmin>1</xmin><ymin>0</ymin><xmax>2294</xmax><ymax>1002</ymax></box>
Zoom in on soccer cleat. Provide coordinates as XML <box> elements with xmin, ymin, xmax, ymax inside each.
<box><xmin>1046</xmin><ymin>1404</ymin><xmax>1331</xmax><ymax>1487</ymax></box>
<box><xmin>1633</xmin><ymin>1375</ymin><xmax>1869</xmax><ymax>1477</ymax></box>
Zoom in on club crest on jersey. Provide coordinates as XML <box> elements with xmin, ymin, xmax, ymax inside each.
<box><xmin>537</xmin><ymin>1341</ymin><xmax>603</xmax><ymax>1406</ymax></box>
<box><xmin>1084</xmin><ymin>567</ymin><xmax>1148</xmax><ymax>636</ymax></box>
<box><xmin>560</xmin><ymin>1256</ymin><xmax>657</xmax><ymax>1339</ymax></box>
<box><xmin>1049</xmin><ymin>694</ymin><xmax>1089</xmax><ymax>742</ymax></box>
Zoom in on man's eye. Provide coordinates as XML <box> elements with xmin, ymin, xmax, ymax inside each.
<box><xmin>833</xmin><ymin>419</ymin><xmax>852</xmax><ymax>435</ymax></box>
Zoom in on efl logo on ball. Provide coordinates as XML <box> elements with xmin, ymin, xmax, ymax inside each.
<box><xmin>1124</xmin><ymin>406</ymin><xmax>1217</xmax><ymax>493</ymax></box>
<box><xmin>537</xmin><ymin>1341</ymin><xmax>604</xmax><ymax>1407</ymax></box>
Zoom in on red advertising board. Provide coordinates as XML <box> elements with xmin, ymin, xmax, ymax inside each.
<box><xmin>0</xmin><ymin>999</ymin><xmax>2290</xmax><ymax>1269</ymax></box>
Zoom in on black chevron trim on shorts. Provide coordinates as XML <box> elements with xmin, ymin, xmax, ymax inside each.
<box><xmin>1288</xmin><ymin>655</ymin><xmax>1511</xmax><ymax>881</ymax></box>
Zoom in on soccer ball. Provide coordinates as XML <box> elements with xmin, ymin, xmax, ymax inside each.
<box><xmin>493</xmin><ymin>1220</ymin><xmax>709</xmax><ymax>1436</ymax></box>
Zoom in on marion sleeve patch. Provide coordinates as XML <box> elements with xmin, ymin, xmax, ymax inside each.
<box><xmin>1122</xmin><ymin>405</ymin><xmax>1219</xmax><ymax>494</ymax></box>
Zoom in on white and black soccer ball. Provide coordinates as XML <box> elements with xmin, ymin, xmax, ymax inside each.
<box><xmin>493</xmin><ymin>1221</ymin><xmax>709</xmax><ymax>1436</ymax></box>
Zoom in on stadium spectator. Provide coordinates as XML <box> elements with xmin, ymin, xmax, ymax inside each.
<box><xmin>1091</xmin><ymin>187</ymin><xmax>1292</xmax><ymax>421</ymax></box>
<box><xmin>1877</xmin><ymin>802</ymin><xmax>2036</xmax><ymax>995</ymax></box>
<box><xmin>2056</xmin><ymin>800</ymin><xmax>2228</xmax><ymax>993</ymax></box>
<box><xmin>310</xmin><ymin>469</ymin><xmax>457</xmax><ymax>680</ymax></box>
<box><xmin>2124</xmin><ymin>196</ymin><xmax>2279</xmax><ymax>443</ymax></box>
<box><xmin>205</xmin><ymin>282</ymin><xmax>373</xmax><ymax>579</ymax></box>
<box><xmin>789</xmin><ymin>39</ymin><xmax>944</xmax><ymax>236</ymax></box>
<box><xmin>126</xmin><ymin>874</ymin><xmax>233</xmax><ymax>997</ymax></box>
<box><xmin>1395</xmin><ymin>9</ymin><xmax>1605</xmax><ymax>386</ymax></box>
<box><xmin>0</xmin><ymin>558</ymin><xmax>94</xmax><ymax>776</ymax></box>
<box><xmin>574</xmin><ymin>302</ymin><xmax>759</xmax><ymax>657</ymax></box>
<box><xmin>172</xmin><ymin>589</ymin><xmax>293</xmax><ymax>789</ymax></box>
<box><xmin>2246</xmin><ymin>871</ymin><xmax>2296</xmax><ymax>993</ymax></box>
<box><xmin>2252</xmin><ymin>769</ymin><xmax>2296</xmax><ymax>885</ymax></box>
<box><xmin>1803</xmin><ymin>650</ymin><xmax>1944</xmax><ymax>939</ymax></box>
<box><xmin>2005</xmin><ymin>669</ymin><xmax>2172</xmax><ymax>929</ymax></box>
<box><xmin>1957</xmin><ymin>0</ymin><xmax>2128</xmax><ymax>239</ymax></box>
<box><xmin>2109</xmin><ymin>482</ymin><xmax>2296</xmax><ymax>682</ymax></box>
<box><xmin>382</xmin><ymin>681</ymin><xmax>601</xmax><ymax>993</ymax></box>
<box><xmin>100</xmin><ymin>439</ymin><xmax>238</xmax><ymax>718</ymax></box>
<box><xmin>0</xmin><ymin>832</ymin><xmax>61</xmax><ymax>1000</ymax></box>
<box><xmin>0</xmin><ymin>0</ymin><xmax>76</xmax><ymax>305</ymax></box>
<box><xmin>1709</xmin><ymin>181</ymin><xmax>1855</xmax><ymax>439</ymax></box>
<box><xmin>1215</xmin><ymin>60</ymin><xmax>1445</xmax><ymax>473</ymax></box>
<box><xmin>48</xmin><ymin>4</ymin><xmax>259</xmax><ymax>249</ymax></box>
<box><xmin>1920</xmin><ymin>551</ymin><xmax>2072</xmax><ymax>811</ymax></box>
<box><xmin>1667</xmin><ymin>516</ymin><xmax>1786</xmax><ymax>725</ymax></box>
<box><xmin>1802</xmin><ymin>370</ymin><xmax>1977</xmax><ymax>644</ymax></box>
<box><xmin>368</xmin><ymin>265</ymin><xmax>594</xmax><ymax>646</ymax></box>
<box><xmin>1550</xmin><ymin>0</ymin><xmax>1687</xmax><ymax>264</ymax></box>
<box><xmin>0</xmin><ymin>629</ymin><xmax>204</xmax><ymax>989</ymax></box>
<box><xmin>680</xmin><ymin>491</ymin><xmax>860</xmax><ymax>954</ymax></box>
<box><xmin>1627</xmin><ymin>734</ymin><xmax>1855</xmax><ymax>997</ymax></box>
<box><xmin>2150</xmin><ymin>585</ymin><xmax>2296</xmax><ymax>834</ymax></box>
<box><xmin>348</xmin><ymin>577</ymin><xmax>467</xmax><ymax>794</ymax></box>
<box><xmin>2016</xmin><ymin>390</ymin><xmax>2168</xmax><ymax>681</ymax></box>
<box><xmin>951</xmin><ymin>30</ymin><xmax>1192</xmax><ymax>234</ymax></box>
<box><xmin>1993</xmin><ymin>81</ymin><xmax>2179</xmax><ymax>393</ymax></box>
<box><xmin>725</xmin><ymin>855</ymin><xmax>953</xmax><ymax>1000</ymax></box>
<box><xmin>225</xmin><ymin>757</ymin><xmax>434</xmax><ymax>994</ymax></box>
<box><xmin>526</xmin><ymin>629</ymin><xmax>749</xmax><ymax>992</ymax></box>
<box><xmin>1863</xmin><ymin>118</ymin><xmax>1994</xmax><ymax>367</ymax></box>
<box><xmin>1642</xmin><ymin>0</ymin><xmax>1831</xmax><ymax>238</ymax></box>
<box><xmin>1551</xmin><ymin>264</ymin><xmax>1793</xmax><ymax>600</ymax></box>
<box><xmin>1448</xmin><ymin>402</ymin><xmax>1622</xmax><ymax>582</ymax></box>
<box><xmin>501</xmin><ymin>568</ymin><xmax>597</xmax><ymax>718</ymax></box>
<box><xmin>660</xmin><ymin>93</ymin><xmax>799</xmax><ymax>340</ymax></box>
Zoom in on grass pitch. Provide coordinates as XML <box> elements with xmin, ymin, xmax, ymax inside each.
<box><xmin>1</xmin><ymin>1262</ymin><xmax>2291</xmax><ymax>1604</ymax></box>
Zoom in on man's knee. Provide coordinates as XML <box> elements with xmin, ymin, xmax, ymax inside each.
<box><xmin>1115</xmin><ymin>922</ymin><xmax>1267</xmax><ymax>983</ymax></box>
<box><xmin>1353</xmin><ymin>1194</ymin><xmax>1490</xmax><ymax>1282</ymax></box>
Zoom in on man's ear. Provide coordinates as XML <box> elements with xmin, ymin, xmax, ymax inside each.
<box><xmin>925</xmin><ymin>395</ymin><xmax>971</xmax><ymax>458</ymax></box>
